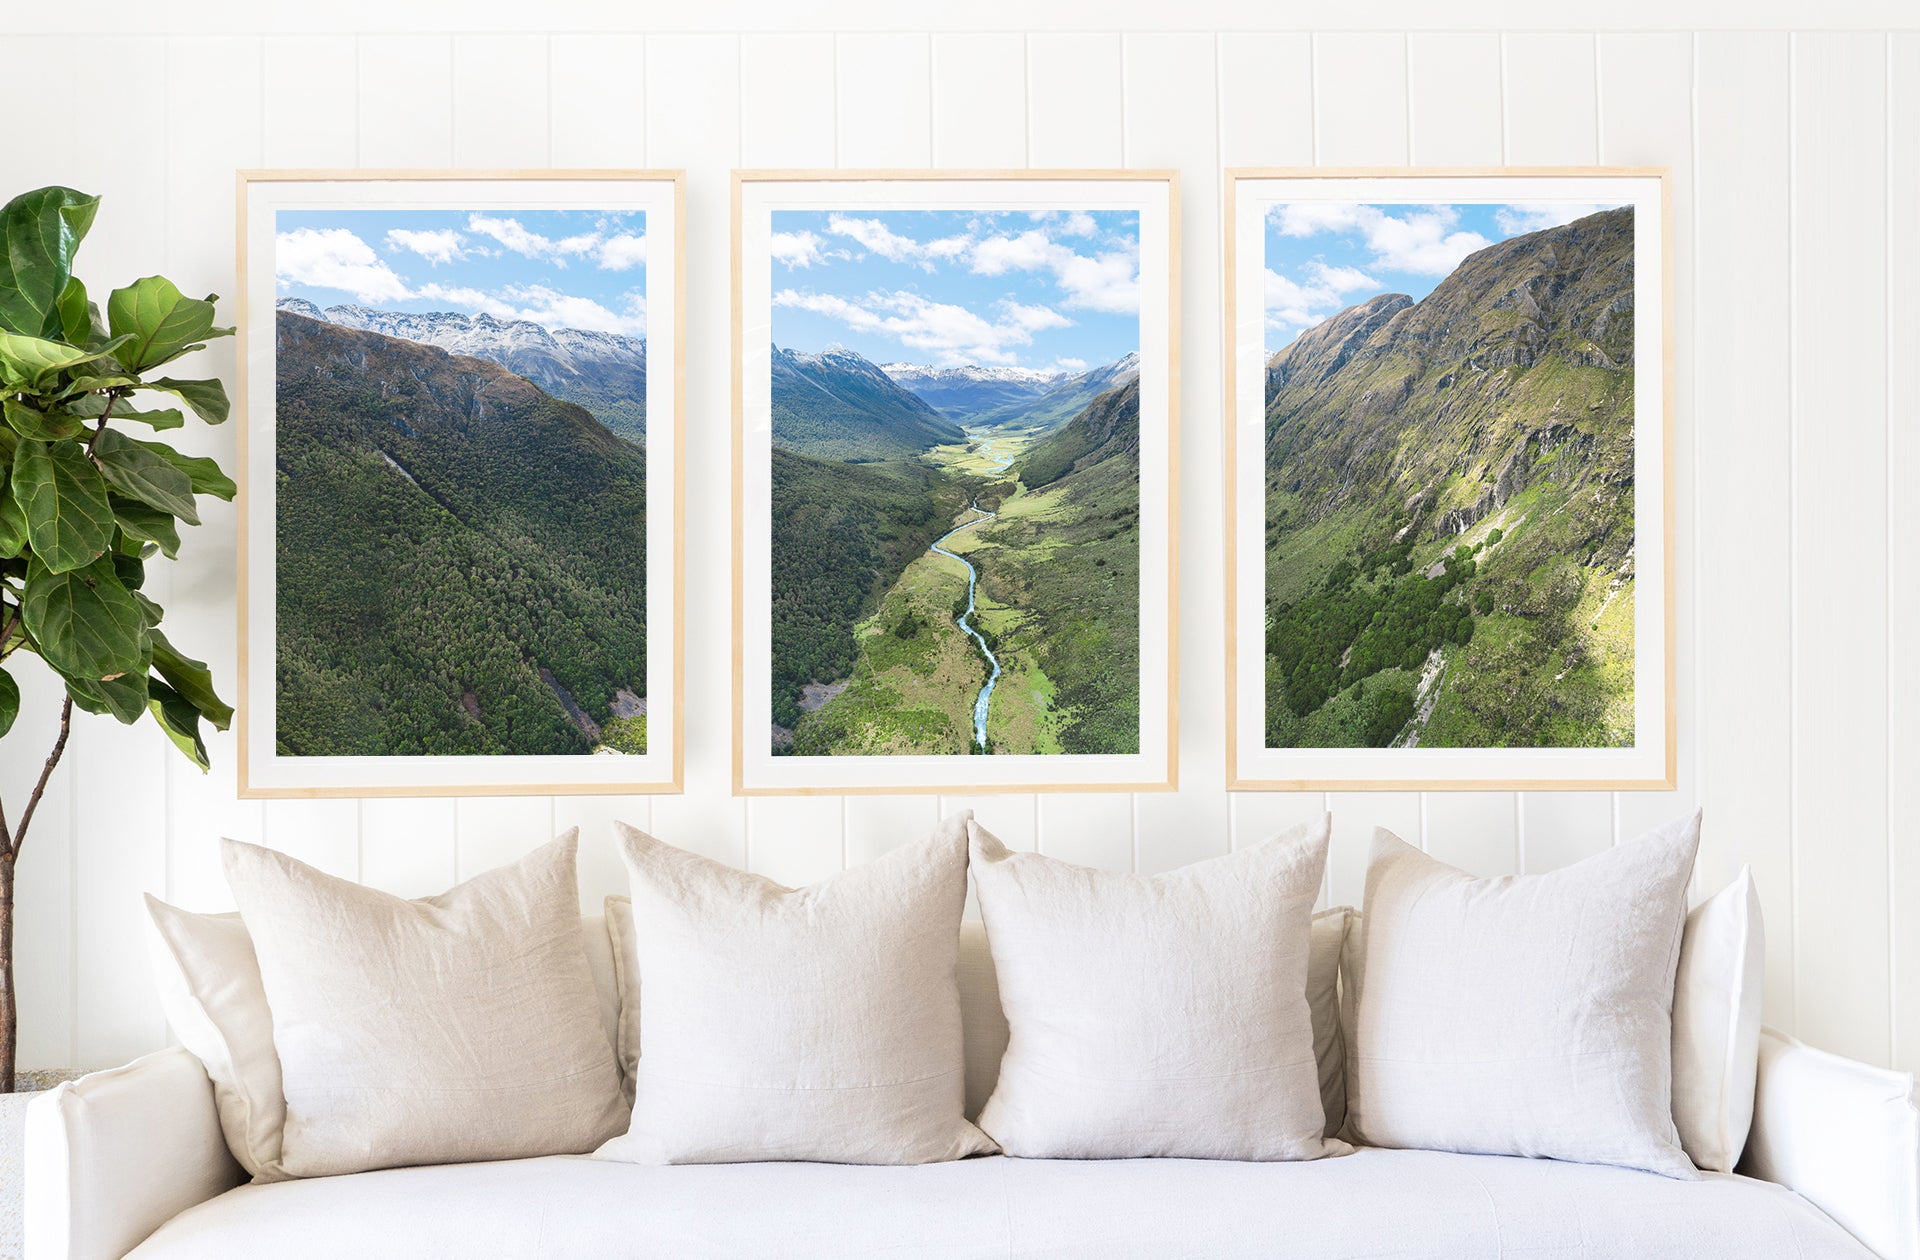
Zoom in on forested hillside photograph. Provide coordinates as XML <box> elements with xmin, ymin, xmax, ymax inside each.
<box><xmin>762</xmin><ymin>206</ymin><xmax>1145</xmax><ymax>758</ymax></box>
<box><xmin>269</xmin><ymin>205</ymin><xmax>653</xmax><ymax>759</ymax></box>
<box><xmin>1260</xmin><ymin>199</ymin><xmax>1641</xmax><ymax>752</ymax></box>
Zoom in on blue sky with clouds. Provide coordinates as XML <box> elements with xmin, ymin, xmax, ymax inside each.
<box><xmin>770</xmin><ymin>208</ymin><xmax>1139</xmax><ymax>371</ymax></box>
<box><xmin>1264</xmin><ymin>200</ymin><xmax>1626</xmax><ymax>352</ymax></box>
<box><xmin>274</xmin><ymin>208</ymin><xmax>648</xmax><ymax>336</ymax></box>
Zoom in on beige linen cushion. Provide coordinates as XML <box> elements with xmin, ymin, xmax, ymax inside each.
<box><xmin>220</xmin><ymin>830</ymin><xmax>626</xmax><ymax>1178</ymax></box>
<box><xmin>1308</xmin><ymin>906</ymin><xmax>1354</xmax><ymax>1138</ymax></box>
<box><xmin>969</xmin><ymin>816</ymin><xmax>1345</xmax><ymax>1162</ymax></box>
<box><xmin>1344</xmin><ymin>813</ymin><xmax>1701</xmax><ymax>1179</ymax></box>
<box><xmin>142</xmin><ymin>898</ymin><xmax>290</xmax><ymax>1182</ymax></box>
<box><xmin>1672</xmin><ymin>866</ymin><xmax>1766</xmax><ymax>1171</ymax></box>
<box><xmin>599</xmin><ymin>814</ymin><xmax>993</xmax><ymax>1166</ymax></box>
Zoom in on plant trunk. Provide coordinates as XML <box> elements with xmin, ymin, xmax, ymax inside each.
<box><xmin>1</xmin><ymin>853</ymin><xmax>14</xmax><ymax>1093</ymax></box>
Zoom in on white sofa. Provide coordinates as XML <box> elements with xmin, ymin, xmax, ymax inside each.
<box><xmin>25</xmin><ymin>920</ymin><xmax>1920</xmax><ymax>1260</ymax></box>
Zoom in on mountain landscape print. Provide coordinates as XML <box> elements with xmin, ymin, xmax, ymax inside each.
<box><xmin>1261</xmin><ymin>199</ymin><xmax>1640</xmax><ymax>751</ymax></box>
<box><xmin>766</xmin><ymin>207</ymin><xmax>1143</xmax><ymax>757</ymax></box>
<box><xmin>271</xmin><ymin>206</ymin><xmax>652</xmax><ymax>758</ymax></box>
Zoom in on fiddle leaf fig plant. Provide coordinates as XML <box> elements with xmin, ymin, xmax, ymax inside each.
<box><xmin>0</xmin><ymin>186</ymin><xmax>236</xmax><ymax>1089</ymax></box>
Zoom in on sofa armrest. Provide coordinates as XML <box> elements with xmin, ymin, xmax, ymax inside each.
<box><xmin>24</xmin><ymin>1047</ymin><xmax>245</xmax><ymax>1260</ymax></box>
<box><xmin>1740</xmin><ymin>1027</ymin><xmax>1920</xmax><ymax>1260</ymax></box>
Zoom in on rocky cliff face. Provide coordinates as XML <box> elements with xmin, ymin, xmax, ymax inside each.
<box><xmin>1264</xmin><ymin>206</ymin><xmax>1635</xmax><ymax>559</ymax></box>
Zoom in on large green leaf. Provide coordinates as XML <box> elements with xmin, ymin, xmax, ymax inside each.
<box><xmin>150</xmin><ymin>629</ymin><xmax>231</xmax><ymax>731</ymax></box>
<box><xmin>0</xmin><ymin>483</ymin><xmax>26</xmax><ymax>558</ymax></box>
<box><xmin>21</xmin><ymin>552</ymin><xmax>145</xmax><ymax>681</ymax></box>
<box><xmin>0</xmin><ymin>187</ymin><xmax>99</xmax><ymax>339</ymax></box>
<box><xmin>12</xmin><ymin>438</ymin><xmax>115</xmax><ymax>572</ymax></box>
<box><xmin>3</xmin><ymin>397</ymin><xmax>87</xmax><ymax>441</ymax></box>
<box><xmin>142</xmin><ymin>376</ymin><xmax>229</xmax><ymax>425</ymax></box>
<box><xmin>148</xmin><ymin>678</ymin><xmax>209</xmax><ymax>770</ymax></box>
<box><xmin>93</xmin><ymin>428</ymin><xmax>199</xmax><ymax>524</ymax></box>
<box><xmin>110</xmin><ymin>494</ymin><xmax>182</xmax><ymax>558</ymax></box>
<box><xmin>56</xmin><ymin>275</ymin><xmax>102</xmax><ymax>348</ymax></box>
<box><xmin>64</xmin><ymin>636</ymin><xmax>150</xmax><ymax>723</ymax></box>
<box><xmin>0</xmin><ymin>331</ymin><xmax>131</xmax><ymax>389</ymax></box>
<box><xmin>132</xmin><ymin>438</ymin><xmax>235</xmax><ymax>501</ymax></box>
<box><xmin>106</xmin><ymin>277</ymin><xmax>230</xmax><ymax>371</ymax></box>
<box><xmin>0</xmin><ymin>667</ymin><xmax>17</xmax><ymax>738</ymax></box>
<box><xmin>112</xmin><ymin>404</ymin><xmax>185</xmax><ymax>432</ymax></box>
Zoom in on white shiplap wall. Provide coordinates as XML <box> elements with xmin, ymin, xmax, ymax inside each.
<box><xmin>1</xmin><ymin>5</ymin><xmax>1913</xmax><ymax>1077</ymax></box>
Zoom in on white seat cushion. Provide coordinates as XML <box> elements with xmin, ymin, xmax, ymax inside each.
<box><xmin>125</xmin><ymin>1148</ymin><xmax>1874</xmax><ymax>1260</ymax></box>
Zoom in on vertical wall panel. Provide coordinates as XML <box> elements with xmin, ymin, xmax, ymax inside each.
<box><xmin>1407</xmin><ymin>34</ymin><xmax>1503</xmax><ymax>166</ymax></box>
<box><xmin>452</xmin><ymin>35</ymin><xmax>551</xmax><ymax>167</ymax></box>
<box><xmin>359</xmin><ymin>799</ymin><xmax>459</xmax><ymax>899</ymax></box>
<box><xmin>1313</xmin><ymin>34</ymin><xmax>1409</xmax><ymax>166</ymax></box>
<box><xmin>1503</xmin><ymin>32</ymin><xmax>1608</xmax><ymax>873</ymax></box>
<box><xmin>263</xmin><ymin>37</ymin><xmax>358</xmax><ymax>167</ymax></box>
<box><xmin>552</xmin><ymin>796</ymin><xmax>650</xmax><ymax>911</ymax></box>
<box><xmin>548</xmin><ymin>35</ymin><xmax>648</xmax><ymax>168</ymax></box>
<box><xmin>845</xmin><ymin>796</ymin><xmax>941</xmax><ymax>867</ymax></box>
<box><xmin>358</xmin><ymin>35</ymin><xmax>453</xmax><ymax>167</ymax></box>
<box><xmin>1037</xmin><ymin>795</ymin><xmax>1134</xmax><ymax>870</ymax></box>
<box><xmin>1126</xmin><ymin>33</ymin><xmax>1229</xmax><ymax>875</ymax></box>
<box><xmin>746</xmin><ymin>797</ymin><xmax>843</xmax><ymax>886</ymax></box>
<box><xmin>1694</xmin><ymin>31</ymin><xmax>1796</xmax><ymax>1029</ymax></box>
<box><xmin>1218</xmin><ymin>34</ymin><xmax>1314</xmax><ymax>168</ymax></box>
<box><xmin>1599</xmin><ymin>34</ymin><xmax>1701</xmax><ymax>853</ymax></box>
<box><xmin>943</xmin><ymin>796</ymin><xmax>1036</xmax><ymax>851</ymax></box>
<box><xmin>1425</xmin><ymin>795</ymin><xmax>1520</xmax><ymax>878</ymax></box>
<box><xmin>1311</xmin><ymin>33</ymin><xmax>1424</xmax><ymax>894</ymax></box>
<box><xmin>1790</xmin><ymin>32</ymin><xmax>1891</xmax><ymax>1066</ymax></box>
<box><xmin>837</xmin><ymin>34</ymin><xmax>933</xmax><ymax>167</ymax></box>
<box><xmin>454</xmin><ymin>798</ymin><xmax>555</xmax><ymax>881</ymax></box>
<box><xmin>645</xmin><ymin>34</ymin><xmax>746</xmax><ymax>869</ymax></box>
<box><xmin>262</xmin><ymin>799</ymin><xmax>360</xmax><ymax>878</ymax></box>
<box><xmin>1027</xmin><ymin>34</ymin><xmax>1124</xmax><ymax>168</ymax></box>
<box><xmin>931</xmin><ymin>34</ymin><xmax>1028</xmax><ymax>168</ymax></box>
<box><xmin>741</xmin><ymin>34</ymin><xmax>837</xmax><ymax>167</ymax></box>
<box><xmin>1891</xmin><ymin>33</ymin><xmax>1920</xmax><ymax>1074</ymax></box>
<box><xmin>1503</xmin><ymin>35</ymin><xmax>1599</xmax><ymax>164</ymax></box>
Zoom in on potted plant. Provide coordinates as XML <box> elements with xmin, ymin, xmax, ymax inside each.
<box><xmin>0</xmin><ymin>186</ymin><xmax>235</xmax><ymax>1091</ymax></box>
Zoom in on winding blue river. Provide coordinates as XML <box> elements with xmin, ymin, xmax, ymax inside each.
<box><xmin>930</xmin><ymin>433</ymin><xmax>1015</xmax><ymax>751</ymax></box>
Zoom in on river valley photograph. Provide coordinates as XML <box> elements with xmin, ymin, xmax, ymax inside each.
<box><xmin>1260</xmin><ymin>197</ymin><xmax>1642</xmax><ymax>752</ymax></box>
<box><xmin>765</xmin><ymin>206</ymin><xmax>1144</xmax><ymax>758</ymax></box>
<box><xmin>270</xmin><ymin>205</ymin><xmax>653</xmax><ymax>760</ymax></box>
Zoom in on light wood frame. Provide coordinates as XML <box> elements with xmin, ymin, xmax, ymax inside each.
<box><xmin>235</xmin><ymin>169</ymin><xmax>687</xmax><ymax>798</ymax></box>
<box><xmin>1222</xmin><ymin>167</ymin><xmax>1676</xmax><ymax>792</ymax></box>
<box><xmin>731</xmin><ymin>169</ymin><xmax>1181</xmax><ymax>796</ymax></box>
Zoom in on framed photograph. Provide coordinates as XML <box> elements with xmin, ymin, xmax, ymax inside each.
<box><xmin>1225</xmin><ymin>168</ymin><xmax>1673</xmax><ymax>791</ymax></box>
<box><xmin>237</xmin><ymin>171</ymin><xmax>683</xmax><ymax>797</ymax></box>
<box><xmin>733</xmin><ymin>171</ymin><xmax>1179</xmax><ymax>795</ymax></box>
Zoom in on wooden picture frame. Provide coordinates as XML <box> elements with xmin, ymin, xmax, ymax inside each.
<box><xmin>236</xmin><ymin>170</ymin><xmax>685</xmax><ymax>797</ymax></box>
<box><xmin>732</xmin><ymin>170</ymin><xmax>1180</xmax><ymax>795</ymax></box>
<box><xmin>1224</xmin><ymin>167</ymin><xmax>1675</xmax><ymax>791</ymax></box>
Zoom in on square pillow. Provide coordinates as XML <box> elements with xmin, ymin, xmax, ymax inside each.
<box><xmin>1344</xmin><ymin>812</ymin><xmax>1701</xmax><ymax>1179</ymax></box>
<box><xmin>969</xmin><ymin>816</ymin><xmax>1345</xmax><ymax>1162</ymax></box>
<box><xmin>599</xmin><ymin>814</ymin><xmax>994</xmax><ymax>1166</ymax></box>
<box><xmin>1673</xmin><ymin>866</ymin><xmax>1765</xmax><ymax>1171</ymax></box>
<box><xmin>221</xmin><ymin>830</ymin><xmax>626</xmax><ymax>1177</ymax></box>
<box><xmin>1308</xmin><ymin>906</ymin><xmax>1354</xmax><ymax>1139</ymax></box>
<box><xmin>143</xmin><ymin>897</ymin><xmax>290</xmax><ymax>1182</ymax></box>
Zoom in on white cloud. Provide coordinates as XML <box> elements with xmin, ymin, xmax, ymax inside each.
<box><xmin>1306</xmin><ymin>261</ymin><xmax>1380</xmax><ymax>295</ymax></box>
<box><xmin>1052</xmin><ymin>356</ymin><xmax>1088</xmax><ymax>372</ymax></box>
<box><xmin>968</xmin><ymin>228</ymin><xmax>1139</xmax><ymax>314</ymax></box>
<box><xmin>1270</xmin><ymin>202</ymin><xmax>1490</xmax><ymax>276</ymax></box>
<box><xmin>276</xmin><ymin>228</ymin><xmax>413</xmax><ymax>302</ymax></box>
<box><xmin>466</xmin><ymin>214</ymin><xmax>602</xmax><ymax>264</ymax></box>
<box><xmin>824</xmin><ymin>216</ymin><xmax>971</xmax><ymax>272</ymax></box>
<box><xmin>1494</xmin><ymin>202</ymin><xmax>1616</xmax><ymax>235</ymax></box>
<box><xmin>415</xmin><ymin>281</ymin><xmax>646</xmax><ymax>336</ymax></box>
<box><xmin>773</xmin><ymin>287</ymin><xmax>1064</xmax><ymax>366</ymax></box>
<box><xmin>1263</xmin><ymin>260</ymin><xmax>1385</xmax><ymax>336</ymax></box>
<box><xmin>594</xmin><ymin>232</ymin><xmax>648</xmax><ymax>271</ymax></box>
<box><xmin>770</xmin><ymin>230</ymin><xmax>828</xmax><ymax>269</ymax></box>
<box><xmin>384</xmin><ymin>228</ymin><xmax>466</xmax><ymax>265</ymax></box>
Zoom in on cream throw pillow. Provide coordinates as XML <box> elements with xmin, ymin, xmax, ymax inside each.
<box><xmin>143</xmin><ymin>898</ymin><xmax>290</xmax><ymax>1182</ymax></box>
<box><xmin>1308</xmin><ymin>906</ymin><xmax>1354</xmax><ymax>1138</ymax></box>
<box><xmin>1673</xmin><ymin>866</ymin><xmax>1765</xmax><ymax>1171</ymax></box>
<box><xmin>1345</xmin><ymin>813</ymin><xmax>1701</xmax><ymax>1179</ymax></box>
<box><xmin>221</xmin><ymin>831</ymin><xmax>626</xmax><ymax>1178</ymax></box>
<box><xmin>599</xmin><ymin>815</ymin><xmax>993</xmax><ymax>1166</ymax></box>
<box><xmin>970</xmin><ymin>817</ymin><xmax>1345</xmax><ymax>1161</ymax></box>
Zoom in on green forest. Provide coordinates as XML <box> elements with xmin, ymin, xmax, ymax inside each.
<box><xmin>274</xmin><ymin>312</ymin><xmax>648</xmax><ymax>757</ymax></box>
<box><xmin>1263</xmin><ymin>207</ymin><xmax>1638</xmax><ymax>750</ymax></box>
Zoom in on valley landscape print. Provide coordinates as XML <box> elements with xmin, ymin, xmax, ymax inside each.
<box><xmin>766</xmin><ymin>208</ymin><xmax>1143</xmax><ymax>757</ymax></box>
<box><xmin>1261</xmin><ymin>199</ymin><xmax>1640</xmax><ymax>751</ymax></box>
<box><xmin>272</xmin><ymin>207</ymin><xmax>652</xmax><ymax>758</ymax></box>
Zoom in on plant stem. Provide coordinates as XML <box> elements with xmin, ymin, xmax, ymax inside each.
<box><xmin>0</xmin><ymin>697</ymin><xmax>72</xmax><ymax>1091</ymax></box>
<box><xmin>83</xmin><ymin>389</ymin><xmax>120</xmax><ymax>458</ymax></box>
